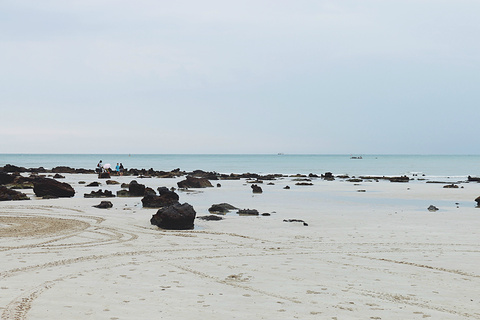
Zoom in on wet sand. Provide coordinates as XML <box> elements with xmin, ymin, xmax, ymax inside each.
<box><xmin>1</xmin><ymin>173</ymin><xmax>480</xmax><ymax>319</ymax></box>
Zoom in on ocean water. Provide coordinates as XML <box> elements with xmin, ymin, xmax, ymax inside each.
<box><xmin>1</xmin><ymin>154</ymin><xmax>480</xmax><ymax>179</ymax></box>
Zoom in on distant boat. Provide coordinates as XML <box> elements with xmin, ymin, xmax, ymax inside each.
<box><xmin>277</xmin><ymin>153</ymin><xmax>285</xmax><ymax>155</ymax></box>
<box><xmin>350</xmin><ymin>156</ymin><xmax>363</xmax><ymax>159</ymax></box>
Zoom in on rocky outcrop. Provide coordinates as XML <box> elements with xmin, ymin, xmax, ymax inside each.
<box><xmin>208</xmin><ymin>203</ymin><xmax>237</xmax><ymax>214</ymax></box>
<box><xmin>84</xmin><ymin>189</ymin><xmax>115</xmax><ymax>198</ymax></box>
<box><xmin>33</xmin><ymin>178</ymin><xmax>75</xmax><ymax>198</ymax></box>
<box><xmin>475</xmin><ymin>196</ymin><xmax>480</xmax><ymax>206</ymax></box>
<box><xmin>428</xmin><ymin>205</ymin><xmax>439</xmax><ymax>212</ymax></box>
<box><xmin>0</xmin><ymin>186</ymin><xmax>29</xmax><ymax>201</ymax></box>
<box><xmin>177</xmin><ymin>176</ymin><xmax>213</xmax><ymax>188</ymax></box>
<box><xmin>106</xmin><ymin>180</ymin><xmax>120</xmax><ymax>185</ymax></box>
<box><xmin>150</xmin><ymin>203</ymin><xmax>196</xmax><ymax>230</ymax></box>
<box><xmin>141</xmin><ymin>189</ymin><xmax>179</xmax><ymax>208</ymax></box>
<box><xmin>93</xmin><ymin>201</ymin><xmax>113</xmax><ymax>209</ymax></box>
<box><xmin>86</xmin><ymin>182</ymin><xmax>101</xmax><ymax>187</ymax></box>
<box><xmin>53</xmin><ymin>174</ymin><xmax>65</xmax><ymax>179</ymax></box>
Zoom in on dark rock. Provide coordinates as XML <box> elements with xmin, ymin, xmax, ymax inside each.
<box><xmin>197</xmin><ymin>215</ymin><xmax>224</xmax><ymax>221</ymax></box>
<box><xmin>129</xmin><ymin>180</ymin><xmax>146</xmax><ymax>197</ymax></box>
<box><xmin>389</xmin><ymin>176</ymin><xmax>410</xmax><ymax>183</ymax></box>
<box><xmin>78</xmin><ymin>181</ymin><xmax>86</xmax><ymax>184</ymax></box>
<box><xmin>84</xmin><ymin>189</ymin><xmax>115</xmax><ymax>198</ymax></box>
<box><xmin>106</xmin><ymin>180</ymin><xmax>120</xmax><ymax>185</ymax></box>
<box><xmin>98</xmin><ymin>172</ymin><xmax>111</xmax><ymax>179</ymax></box>
<box><xmin>177</xmin><ymin>176</ymin><xmax>213</xmax><ymax>188</ymax></box>
<box><xmin>141</xmin><ymin>190</ymin><xmax>180</xmax><ymax>208</ymax></box>
<box><xmin>116</xmin><ymin>189</ymin><xmax>130</xmax><ymax>197</ymax></box>
<box><xmin>121</xmin><ymin>183</ymin><xmax>130</xmax><ymax>188</ymax></box>
<box><xmin>93</xmin><ymin>201</ymin><xmax>113</xmax><ymax>209</ymax></box>
<box><xmin>217</xmin><ymin>183</ymin><xmax>221</xmax><ymax>187</ymax></box>
<box><xmin>261</xmin><ymin>213</ymin><xmax>271</xmax><ymax>216</ymax></box>
<box><xmin>283</xmin><ymin>219</ymin><xmax>308</xmax><ymax>226</ymax></box>
<box><xmin>428</xmin><ymin>205</ymin><xmax>439</xmax><ymax>212</ymax></box>
<box><xmin>33</xmin><ymin>178</ymin><xmax>75</xmax><ymax>198</ymax></box>
<box><xmin>475</xmin><ymin>196</ymin><xmax>480</xmax><ymax>206</ymax></box>
<box><xmin>208</xmin><ymin>203</ymin><xmax>238</xmax><ymax>214</ymax></box>
<box><xmin>10</xmin><ymin>176</ymin><xmax>34</xmax><ymax>189</ymax></box>
<box><xmin>145</xmin><ymin>187</ymin><xmax>157</xmax><ymax>196</ymax></box>
<box><xmin>189</xmin><ymin>170</ymin><xmax>219</xmax><ymax>180</ymax></box>
<box><xmin>283</xmin><ymin>185</ymin><xmax>290</xmax><ymax>189</ymax></box>
<box><xmin>150</xmin><ymin>203</ymin><xmax>196</xmax><ymax>230</ymax></box>
<box><xmin>237</xmin><ymin>209</ymin><xmax>259</xmax><ymax>215</ymax></box>
<box><xmin>309</xmin><ymin>173</ymin><xmax>319</xmax><ymax>178</ymax></box>
<box><xmin>347</xmin><ymin>178</ymin><xmax>363</xmax><ymax>183</ymax></box>
<box><xmin>86</xmin><ymin>182</ymin><xmax>101</xmax><ymax>187</ymax></box>
<box><xmin>468</xmin><ymin>176</ymin><xmax>480</xmax><ymax>182</ymax></box>
<box><xmin>267</xmin><ymin>182</ymin><xmax>275</xmax><ymax>185</ymax></box>
<box><xmin>0</xmin><ymin>172</ymin><xmax>15</xmax><ymax>185</ymax></box>
<box><xmin>251</xmin><ymin>184</ymin><xmax>263</xmax><ymax>193</ymax></box>
<box><xmin>321</xmin><ymin>172</ymin><xmax>335</xmax><ymax>181</ymax></box>
<box><xmin>295</xmin><ymin>182</ymin><xmax>313</xmax><ymax>186</ymax></box>
<box><xmin>1</xmin><ymin>164</ymin><xmax>27</xmax><ymax>173</ymax></box>
<box><xmin>0</xmin><ymin>186</ymin><xmax>29</xmax><ymax>201</ymax></box>
<box><xmin>247</xmin><ymin>180</ymin><xmax>263</xmax><ymax>184</ymax></box>
<box><xmin>443</xmin><ymin>184</ymin><xmax>459</xmax><ymax>188</ymax></box>
<box><xmin>52</xmin><ymin>166</ymin><xmax>76</xmax><ymax>174</ymax></box>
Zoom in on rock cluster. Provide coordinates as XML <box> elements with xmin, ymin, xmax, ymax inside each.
<box><xmin>84</xmin><ymin>189</ymin><xmax>115</xmax><ymax>198</ymax></box>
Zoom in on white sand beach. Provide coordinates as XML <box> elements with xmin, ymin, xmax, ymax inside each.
<box><xmin>1</xmin><ymin>174</ymin><xmax>480</xmax><ymax>319</ymax></box>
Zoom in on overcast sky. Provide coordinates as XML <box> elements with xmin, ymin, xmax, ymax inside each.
<box><xmin>1</xmin><ymin>0</ymin><xmax>479</xmax><ymax>154</ymax></box>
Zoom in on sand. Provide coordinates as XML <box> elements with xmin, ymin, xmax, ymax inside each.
<box><xmin>1</xmin><ymin>173</ymin><xmax>480</xmax><ymax>319</ymax></box>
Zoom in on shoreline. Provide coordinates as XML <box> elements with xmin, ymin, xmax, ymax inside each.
<box><xmin>1</xmin><ymin>167</ymin><xmax>480</xmax><ymax>319</ymax></box>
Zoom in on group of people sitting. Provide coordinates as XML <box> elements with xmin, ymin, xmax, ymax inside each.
<box><xmin>96</xmin><ymin>160</ymin><xmax>125</xmax><ymax>175</ymax></box>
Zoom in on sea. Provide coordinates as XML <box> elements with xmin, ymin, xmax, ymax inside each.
<box><xmin>1</xmin><ymin>154</ymin><xmax>479</xmax><ymax>180</ymax></box>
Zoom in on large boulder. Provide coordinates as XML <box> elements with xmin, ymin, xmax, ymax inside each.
<box><xmin>129</xmin><ymin>180</ymin><xmax>146</xmax><ymax>197</ymax></box>
<box><xmin>33</xmin><ymin>178</ymin><xmax>75</xmax><ymax>198</ymax></box>
<box><xmin>0</xmin><ymin>186</ymin><xmax>29</xmax><ymax>201</ymax></box>
<box><xmin>177</xmin><ymin>176</ymin><xmax>213</xmax><ymax>188</ymax></box>
<box><xmin>150</xmin><ymin>203</ymin><xmax>196</xmax><ymax>230</ymax></box>
<box><xmin>142</xmin><ymin>189</ymin><xmax>179</xmax><ymax>208</ymax></box>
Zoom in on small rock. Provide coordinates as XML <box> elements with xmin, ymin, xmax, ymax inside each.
<box><xmin>237</xmin><ymin>209</ymin><xmax>259</xmax><ymax>215</ymax></box>
<box><xmin>93</xmin><ymin>201</ymin><xmax>113</xmax><ymax>209</ymax></box>
<box><xmin>197</xmin><ymin>215</ymin><xmax>224</xmax><ymax>221</ymax></box>
<box><xmin>251</xmin><ymin>184</ymin><xmax>263</xmax><ymax>194</ymax></box>
<box><xmin>428</xmin><ymin>205</ymin><xmax>439</xmax><ymax>212</ymax></box>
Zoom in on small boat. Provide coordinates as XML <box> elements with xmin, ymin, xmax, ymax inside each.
<box><xmin>350</xmin><ymin>156</ymin><xmax>362</xmax><ymax>159</ymax></box>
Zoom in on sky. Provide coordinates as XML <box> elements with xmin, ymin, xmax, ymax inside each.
<box><xmin>1</xmin><ymin>0</ymin><xmax>479</xmax><ymax>154</ymax></box>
